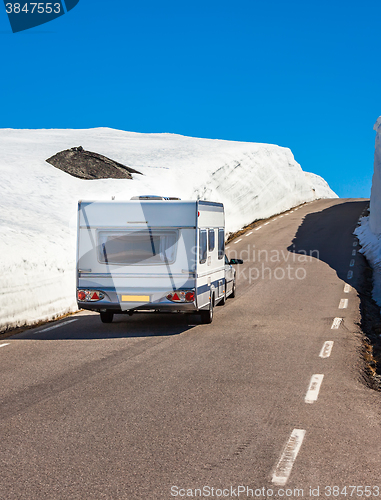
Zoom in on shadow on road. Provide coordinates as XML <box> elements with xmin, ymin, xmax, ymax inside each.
<box><xmin>9</xmin><ymin>311</ymin><xmax>200</xmax><ymax>341</ymax></box>
<box><xmin>287</xmin><ymin>200</ymin><xmax>369</xmax><ymax>291</ymax></box>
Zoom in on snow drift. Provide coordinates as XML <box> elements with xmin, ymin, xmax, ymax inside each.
<box><xmin>0</xmin><ymin>127</ymin><xmax>337</xmax><ymax>332</ymax></box>
<box><xmin>355</xmin><ymin>117</ymin><xmax>381</xmax><ymax>306</ymax></box>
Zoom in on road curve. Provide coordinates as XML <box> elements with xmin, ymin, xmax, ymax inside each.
<box><xmin>2</xmin><ymin>198</ymin><xmax>380</xmax><ymax>500</ymax></box>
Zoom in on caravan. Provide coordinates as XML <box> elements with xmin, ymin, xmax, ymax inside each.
<box><xmin>76</xmin><ymin>197</ymin><xmax>242</xmax><ymax>324</ymax></box>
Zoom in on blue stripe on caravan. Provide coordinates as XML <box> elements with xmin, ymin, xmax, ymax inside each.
<box><xmin>197</xmin><ymin>278</ymin><xmax>225</xmax><ymax>295</ymax></box>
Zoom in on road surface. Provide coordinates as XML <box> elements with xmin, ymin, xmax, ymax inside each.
<box><xmin>2</xmin><ymin>198</ymin><xmax>380</xmax><ymax>499</ymax></box>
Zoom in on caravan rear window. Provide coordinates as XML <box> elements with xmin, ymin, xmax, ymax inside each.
<box><xmin>97</xmin><ymin>230</ymin><xmax>178</xmax><ymax>265</ymax></box>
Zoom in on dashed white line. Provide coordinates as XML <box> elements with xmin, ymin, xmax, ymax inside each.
<box><xmin>264</xmin><ymin>222</ymin><xmax>270</xmax><ymax>226</ymax></box>
<box><xmin>347</xmin><ymin>270</ymin><xmax>353</xmax><ymax>279</ymax></box>
<box><xmin>353</xmin><ymin>241</ymin><xmax>358</xmax><ymax>247</ymax></box>
<box><xmin>319</xmin><ymin>341</ymin><xmax>334</xmax><ymax>358</ymax></box>
<box><xmin>0</xmin><ymin>343</ymin><xmax>10</xmax><ymax>349</ymax></box>
<box><xmin>272</xmin><ymin>429</ymin><xmax>306</xmax><ymax>486</ymax></box>
<box><xmin>245</xmin><ymin>232</ymin><xmax>253</xmax><ymax>237</ymax></box>
<box><xmin>331</xmin><ymin>317</ymin><xmax>342</xmax><ymax>329</ymax></box>
<box><xmin>352</xmin><ymin>249</ymin><xmax>356</xmax><ymax>256</ymax></box>
<box><xmin>279</xmin><ymin>215</ymin><xmax>284</xmax><ymax>218</ymax></box>
<box><xmin>339</xmin><ymin>298</ymin><xmax>348</xmax><ymax>309</ymax></box>
<box><xmin>305</xmin><ymin>374</ymin><xmax>324</xmax><ymax>404</ymax></box>
<box><xmin>344</xmin><ymin>283</ymin><xmax>352</xmax><ymax>293</ymax></box>
<box><xmin>255</xmin><ymin>226</ymin><xmax>262</xmax><ymax>231</ymax></box>
<box><xmin>35</xmin><ymin>319</ymin><xmax>78</xmax><ymax>334</ymax></box>
<box><xmin>234</xmin><ymin>238</ymin><xmax>242</xmax><ymax>244</ymax></box>
<box><xmin>349</xmin><ymin>259</ymin><xmax>355</xmax><ymax>267</ymax></box>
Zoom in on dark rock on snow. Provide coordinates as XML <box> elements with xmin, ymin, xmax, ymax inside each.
<box><xmin>46</xmin><ymin>146</ymin><xmax>142</xmax><ymax>180</ymax></box>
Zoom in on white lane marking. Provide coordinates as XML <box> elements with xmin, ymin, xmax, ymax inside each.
<box><xmin>331</xmin><ymin>317</ymin><xmax>342</xmax><ymax>329</ymax></box>
<box><xmin>339</xmin><ymin>298</ymin><xmax>348</xmax><ymax>309</ymax></box>
<box><xmin>284</xmin><ymin>213</ymin><xmax>289</xmax><ymax>216</ymax></box>
<box><xmin>344</xmin><ymin>283</ymin><xmax>352</xmax><ymax>293</ymax></box>
<box><xmin>279</xmin><ymin>215</ymin><xmax>284</xmax><ymax>218</ymax></box>
<box><xmin>290</xmin><ymin>211</ymin><xmax>294</xmax><ymax>213</ymax></box>
<box><xmin>353</xmin><ymin>241</ymin><xmax>358</xmax><ymax>247</ymax></box>
<box><xmin>319</xmin><ymin>341</ymin><xmax>334</xmax><ymax>358</ymax></box>
<box><xmin>305</xmin><ymin>374</ymin><xmax>324</xmax><ymax>404</ymax></box>
<box><xmin>347</xmin><ymin>270</ymin><xmax>353</xmax><ymax>279</ymax></box>
<box><xmin>255</xmin><ymin>226</ymin><xmax>262</xmax><ymax>231</ymax></box>
<box><xmin>234</xmin><ymin>238</ymin><xmax>242</xmax><ymax>244</ymax></box>
<box><xmin>226</xmin><ymin>246</ymin><xmax>230</xmax><ymax>250</ymax></box>
<box><xmin>264</xmin><ymin>222</ymin><xmax>270</xmax><ymax>226</ymax></box>
<box><xmin>350</xmin><ymin>259</ymin><xmax>355</xmax><ymax>267</ymax></box>
<box><xmin>245</xmin><ymin>231</ymin><xmax>253</xmax><ymax>237</ymax></box>
<box><xmin>0</xmin><ymin>343</ymin><xmax>10</xmax><ymax>349</ymax></box>
<box><xmin>35</xmin><ymin>319</ymin><xmax>78</xmax><ymax>334</ymax></box>
<box><xmin>352</xmin><ymin>249</ymin><xmax>356</xmax><ymax>256</ymax></box>
<box><xmin>272</xmin><ymin>429</ymin><xmax>306</xmax><ymax>486</ymax></box>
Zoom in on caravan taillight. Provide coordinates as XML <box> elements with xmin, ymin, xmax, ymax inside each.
<box><xmin>166</xmin><ymin>290</ymin><xmax>195</xmax><ymax>303</ymax></box>
<box><xmin>77</xmin><ymin>290</ymin><xmax>105</xmax><ymax>302</ymax></box>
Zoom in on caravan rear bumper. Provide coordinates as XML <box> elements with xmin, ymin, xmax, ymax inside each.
<box><xmin>78</xmin><ymin>302</ymin><xmax>197</xmax><ymax>313</ymax></box>
<box><xmin>77</xmin><ymin>286</ymin><xmax>198</xmax><ymax>313</ymax></box>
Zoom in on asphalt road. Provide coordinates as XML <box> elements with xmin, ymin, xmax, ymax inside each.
<box><xmin>2</xmin><ymin>198</ymin><xmax>380</xmax><ymax>500</ymax></box>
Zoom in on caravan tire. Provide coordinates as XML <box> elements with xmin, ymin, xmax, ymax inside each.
<box><xmin>100</xmin><ymin>311</ymin><xmax>114</xmax><ymax>323</ymax></box>
<box><xmin>200</xmin><ymin>299</ymin><xmax>213</xmax><ymax>324</ymax></box>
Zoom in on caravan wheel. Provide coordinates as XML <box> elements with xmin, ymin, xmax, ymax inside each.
<box><xmin>200</xmin><ymin>299</ymin><xmax>214</xmax><ymax>324</ymax></box>
<box><xmin>100</xmin><ymin>311</ymin><xmax>114</xmax><ymax>323</ymax></box>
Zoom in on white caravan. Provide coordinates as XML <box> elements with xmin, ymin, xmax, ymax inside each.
<box><xmin>76</xmin><ymin>197</ymin><xmax>242</xmax><ymax>324</ymax></box>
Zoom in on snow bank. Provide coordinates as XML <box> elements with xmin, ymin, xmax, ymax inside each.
<box><xmin>0</xmin><ymin>128</ymin><xmax>337</xmax><ymax>332</ymax></box>
<box><xmin>355</xmin><ymin>117</ymin><xmax>381</xmax><ymax>306</ymax></box>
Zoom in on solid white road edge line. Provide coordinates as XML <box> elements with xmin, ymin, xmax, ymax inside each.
<box><xmin>35</xmin><ymin>319</ymin><xmax>78</xmax><ymax>334</ymax></box>
<box><xmin>305</xmin><ymin>374</ymin><xmax>324</xmax><ymax>404</ymax></box>
<box><xmin>272</xmin><ymin>429</ymin><xmax>306</xmax><ymax>486</ymax></box>
<box><xmin>339</xmin><ymin>298</ymin><xmax>348</xmax><ymax>309</ymax></box>
<box><xmin>331</xmin><ymin>317</ymin><xmax>343</xmax><ymax>329</ymax></box>
<box><xmin>234</xmin><ymin>238</ymin><xmax>242</xmax><ymax>244</ymax></box>
<box><xmin>347</xmin><ymin>270</ymin><xmax>353</xmax><ymax>279</ymax></box>
<box><xmin>319</xmin><ymin>341</ymin><xmax>334</xmax><ymax>358</ymax></box>
<box><xmin>344</xmin><ymin>283</ymin><xmax>352</xmax><ymax>293</ymax></box>
<box><xmin>0</xmin><ymin>343</ymin><xmax>10</xmax><ymax>349</ymax></box>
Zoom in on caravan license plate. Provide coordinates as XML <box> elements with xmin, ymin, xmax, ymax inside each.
<box><xmin>121</xmin><ymin>295</ymin><xmax>150</xmax><ymax>302</ymax></box>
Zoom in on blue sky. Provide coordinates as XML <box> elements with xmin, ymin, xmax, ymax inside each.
<box><xmin>1</xmin><ymin>0</ymin><xmax>380</xmax><ymax>198</ymax></box>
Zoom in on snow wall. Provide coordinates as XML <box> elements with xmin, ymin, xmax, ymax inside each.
<box><xmin>355</xmin><ymin>117</ymin><xmax>381</xmax><ymax>306</ymax></box>
<box><xmin>0</xmin><ymin>128</ymin><xmax>337</xmax><ymax>332</ymax></box>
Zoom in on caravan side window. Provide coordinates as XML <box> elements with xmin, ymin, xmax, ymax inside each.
<box><xmin>218</xmin><ymin>228</ymin><xmax>224</xmax><ymax>259</ymax></box>
<box><xmin>199</xmin><ymin>229</ymin><xmax>207</xmax><ymax>264</ymax></box>
<box><xmin>208</xmin><ymin>229</ymin><xmax>215</xmax><ymax>252</ymax></box>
